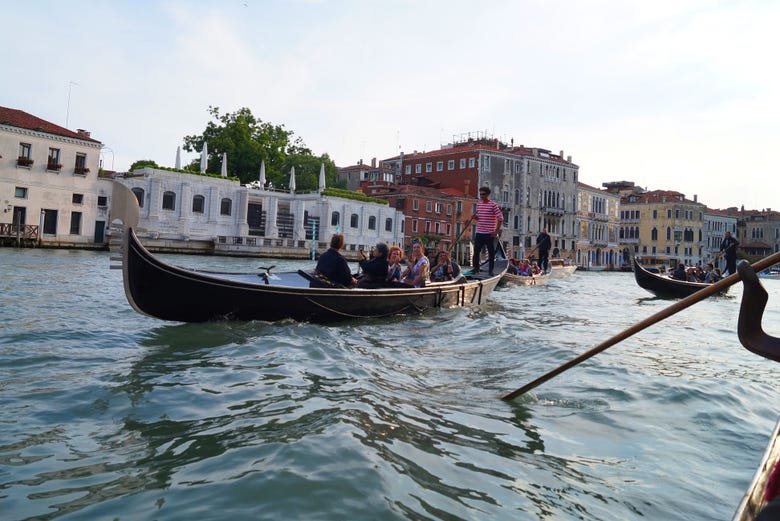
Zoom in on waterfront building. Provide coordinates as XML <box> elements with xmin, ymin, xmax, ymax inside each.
<box><xmin>722</xmin><ymin>206</ymin><xmax>780</xmax><ymax>259</ymax></box>
<box><xmin>382</xmin><ymin>133</ymin><xmax>579</xmax><ymax>261</ymax></box>
<box><xmin>338</xmin><ymin>158</ymin><xmax>395</xmax><ymax>191</ymax></box>
<box><xmin>575</xmin><ymin>182</ymin><xmax>621</xmax><ymax>269</ymax></box>
<box><xmin>117</xmin><ymin>166</ymin><xmax>404</xmax><ymax>258</ymax></box>
<box><xmin>614</xmin><ymin>185</ymin><xmax>707</xmax><ymax>266</ymax></box>
<box><xmin>0</xmin><ymin>106</ymin><xmax>108</xmax><ymax>247</ymax></box>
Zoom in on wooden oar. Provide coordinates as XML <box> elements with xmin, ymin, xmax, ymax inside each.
<box><xmin>501</xmin><ymin>250</ymin><xmax>780</xmax><ymax>401</ymax></box>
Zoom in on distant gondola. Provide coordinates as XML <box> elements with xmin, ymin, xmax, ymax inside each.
<box><xmin>118</xmin><ymin>227</ymin><xmax>507</xmax><ymax>323</ymax></box>
<box><xmin>633</xmin><ymin>257</ymin><xmax>729</xmax><ymax>298</ymax></box>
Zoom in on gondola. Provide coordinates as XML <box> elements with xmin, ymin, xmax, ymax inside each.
<box><xmin>633</xmin><ymin>257</ymin><xmax>729</xmax><ymax>298</ymax></box>
<box><xmin>118</xmin><ymin>227</ymin><xmax>507</xmax><ymax>323</ymax></box>
<box><xmin>501</xmin><ymin>271</ymin><xmax>550</xmax><ymax>286</ymax></box>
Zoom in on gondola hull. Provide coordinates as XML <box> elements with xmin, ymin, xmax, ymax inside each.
<box><xmin>121</xmin><ymin>227</ymin><xmax>506</xmax><ymax>323</ymax></box>
<box><xmin>501</xmin><ymin>272</ymin><xmax>550</xmax><ymax>286</ymax></box>
<box><xmin>633</xmin><ymin>257</ymin><xmax>728</xmax><ymax>298</ymax></box>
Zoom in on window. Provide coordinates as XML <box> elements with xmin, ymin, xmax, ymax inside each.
<box><xmin>468</xmin><ymin>157</ymin><xmax>475</xmax><ymax>168</ymax></box>
<box><xmin>70</xmin><ymin>211</ymin><xmax>82</xmax><ymax>234</ymax></box>
<box><xmin>425</xmin><ymin>221</ymin><xmax>431</xmax><ymax>233</ymax></box>
<box><xmin>459</xmin><ymin>158</ymin><xmax>466</xmax><ymax>168</ymax></box>
<box><xmin>651</xmin><ymin>228</ymin><xmax>658</xmax><ymax>241</ymax></box>
<box><xmin>426</xmin><ymin>201</ymin><xmax>432</xmax><ymax>213</ymax></box>
<box><xmin>192</xmin><ymin>195</ymin><xmax>205</xmax><ymax>213</ymax></box>
<box><xmin>385</xmin><ymin>218</ymin><xmax>392</xmax><ymax>232</ymax></box>
<box><xmin>412</xmin><ymin>219</ymin><xmax>418</xmax><ymax>232</ymax></box>
<box><xmin>456</xmin><ymin>201</ymin><xmax>462</xmax><ymax>214</ymax></box>
<box><xmin>405</xmin><ymin>165</ymin><xmax>411</xmax><ymax>174</ymax></box>
<box><xmin>447</xmin><ymin>160</ymin><xmax>455</xmax><ymax>170</ymax></box>
<box><xmin>412</xmin><ymin>199</ymin><xmax>419</xmax><ymax>211</ymax></box>
<box><xmin>415</xmin><ymin>164</ymin><xmax>421</xmax><ymax>173</ymax></box>
<box><xmin>74</xmin><ymin>153</ymin><xmax>89</xmax><ymax>175</ymax></box>
<box><xmin>368</xmin><ymin>216</ymin><xmax>376</xmax><ymax>230</ymax></box>
<box><xmin>162</xmin><ymin>191</ymin><xmax>176</xmax><ymax>210</ymax></box>
<box><xmin>19</xmin><ymin>143</ymin><xmax>32</xmax><ymax>159</ymax></box>
<box><xmin>15</xmin><ymin>186</ymin><xmax>28</xmax><ymax>198</ymax></box>
<box><xmin>653</xmin><ymin>209</ymin><xmax>658</xmax><ymax>219</ymax></box>
<box><xmin>72</xmin><ymin>193</ymin><xmax>84</xmax><ymax>204</ymax></box>
<box><xmin>131</xmin><ymin>187</ymin><xmax>145</xmax><ymax>208</ymax></box>
<box><xmin>350</xmin><ymin>213</ymin><xmax>359</xmax><ymax>228</ymax></box>
<box><xmin>436</xmin><ymin>161</ymin><xmax>443</xmax><ymax>171</ymax></box>
<box><xmin>435</xmin><ymin>222</ymin><xmax>440</xmax><ymax>234</ymax></box>
<box><xmin>435</xmin><ymin>203</ymin><xmax>442</xmax><ymax>214</ymax></box>
<box><xmin>48</xmin><ymin>148</ymin><xmax>62</xmax><ymax>170</ymax></box>
<box><xmin>331</xmin><ymin>211</ymin><xmax>340</xmax><ymax>226</ymax></box>
<box><xmin>446</xmin><ymin>204</ymin><xmax>452</xmax><ymax>216</ymax></box>
<box><xmin>220</xmin><ymin>198</ymin><xmax>232</xmax><ymax>216</ymax></box>
<box><xmin>425</xmin><ymin>162</ymin><xmax>432</xmax><ymax>173</ymax></box>
<box><xmin>97</xmin><ymin>196</ymin><xmax>107</xmax><ymax>207</ymax></box>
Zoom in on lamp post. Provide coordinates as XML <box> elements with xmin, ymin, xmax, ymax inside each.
<box><xmin>39</xmin><ymin>209</ymin><xmax>45</xmax><ymax>246</ymax></box>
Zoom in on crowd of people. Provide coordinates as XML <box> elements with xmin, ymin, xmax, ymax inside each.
<box><xmin>506</xmin><ymin>258</ymin><xmax>543</xmax><ymax>276</ymax></box>
<box><xmin>669</xmin><ymin>262</ymin><xmax>722</xmax><ymax>283</ymax></box>
<box><xmin>314</xmin><ymin>235</ymin><xmax>466</xmax><ymax>289</ymax></box>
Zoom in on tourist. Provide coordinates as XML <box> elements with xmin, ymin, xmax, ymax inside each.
<box><xmin>465</xmin><ymin>186</ymin><xmax>503</xmax><ymax>276</ymax></box>
<box><xmin>315</xmin><ymin>234</ymin><xmax>356</xmax><ymax>287</ymax></box>
<box><xmin>671</xmin><ymin>263</ymin><xmax>687</xmax><ymax>281</ymax></box>
<box><xmin>402</xmin><ymin>240</ymin><xmax>430</xmax><ymax>287</ymax></box>
<box><xmin>430</xmin><ymin>250</ymin><xmax>460</xmax><ymax>282</ymax></box>
<box><xmin>387</xmin><ymin>245</ymin><xmax>403</xmax><ymax>283</ymax></box>
<box><xmin>356</xmin><ymin>242</ymin><xmax>390</xmax><ymax>288</ymax></box>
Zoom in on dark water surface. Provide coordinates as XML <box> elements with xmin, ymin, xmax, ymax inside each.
<box><xmin>1</xmin><ymin>248</ymin><xmax>779</xmax><ymax>520</ymax></box>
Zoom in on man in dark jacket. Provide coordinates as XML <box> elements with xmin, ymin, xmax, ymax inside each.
<box><xmin>536</xmin><ymin>228</ymin><xmax>552</xmax><ymax>273</ymax></box>
<box><xmin>315</xmin><ymin>234</ymin><xmax>356</xmax><ymax>287</ymax></box>
<box><xmin>356</xmin><ymin>242</ymin><xmax>390</xmax><ymax>288</ymax></box>
<box><xmin>720</xmin><ymin>231</ymin><xmax>739</xmax><ymax>276</ymax></box>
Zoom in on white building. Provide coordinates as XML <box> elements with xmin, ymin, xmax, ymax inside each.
<box><xmin>702</xmin><ymin>209</ymin><xmax>738</xmax><ymax>263</ymax></box>
<box><xmin>0</xmin><ymin>106</ymin><xmax>108</xmax><ymax>247</ymax></box>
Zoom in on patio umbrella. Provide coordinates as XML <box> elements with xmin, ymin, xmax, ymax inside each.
<box><xmin>221</xmin><ymin>153</ymin><xmax>227</xmax><ymax>177</ymax></box>
<box><xmin>289</xmin><ymin>166</ymin><xmax>296</xmax><ymax>193</ymax></box>
<box><xmin>318</xmin><ymin>162</ymin><xmax>326</xmax><ymax>191</ymax></box>
<box><xmin>175</xmin><ymin>146</ymin><xmax>181</xmax><ymax>169</ymax></box>
<box><xmin>258</xmin><ymin>160</ymin><xmax>266</xmax><ymax>189</ymax></box>
<box><xmin>200</xmin><ymin>142</ymin><xmax>208</xmax><ymax>172</ymax></box>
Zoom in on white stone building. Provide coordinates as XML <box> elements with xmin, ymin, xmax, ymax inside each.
<box><xmin>0</xmin><ymin>106</ymin><xmax>108</xmax><ymax>247</ymax></box>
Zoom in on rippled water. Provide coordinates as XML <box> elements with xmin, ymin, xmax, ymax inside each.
<box><xmin>1</xmin><ymin>248</ymin><xmax>779</xmax><ymax>520</ymax></box>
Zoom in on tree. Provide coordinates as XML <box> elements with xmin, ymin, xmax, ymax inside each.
<box><xmin>129</xmin><ymin>159</ymin><xmax>159</xmax><ymax>171</ymax></box>
<box><xmin>182</xmin><ymin>106</ymin><xmax>340</xmax><ymax>191</ymax></box>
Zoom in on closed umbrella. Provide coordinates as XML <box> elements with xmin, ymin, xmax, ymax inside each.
<box><xmin>318</xmin><ymin>162</ymin><xmax>326</xmax><ymax>191</ymax></box>
<box><xmin>289</xmin><ymin>166</ymin><xmax>296</xmax><ymax>193</ymax></box>
<box><xmin>200</xmin><ymin>142</ymin><xmax>208</xmax><ymax>172</ymax></box>
<box><xmin>221</xmin><ymin>153</ymin><xmax>227</xmax><ymax>177</ymax></box>
<box><xmin>175</xmin><ymin>146</ymin><xmax>181</xmax><ymax>169</ymax></box>
<box><xmin>258</xmin><ymin>160</ymin><xmax>266</xmax><ymax>189</ymax></box>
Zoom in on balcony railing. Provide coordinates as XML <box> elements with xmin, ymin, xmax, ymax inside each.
<box><xmin>16</xmin><ymin>156</ymin><xmax>34</xmax><ymax>167</ymax></box>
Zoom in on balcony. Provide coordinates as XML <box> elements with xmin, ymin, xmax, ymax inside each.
<box><xmin>542</xmin><ymin>206</ymin><xmax>565</xmax><ymax>216</ymax></box>
<box><xmin>587</xmin><ymin>211</ymin><xmax>609</xmax><ymax>222</ymax></box>
<box><xmin>16</xmin><ymin>156</ymin><xmax>34</xmax><ymax>167</ymax></box>
<box><xmin>74</xmin><ymin>166</ymin><xmax>90</xmax><ymax>176</ymax></box>
<box><xmin>47</xmin><ymin>162</ymin><xmax>63</xmax><ymax>171</ymax></box>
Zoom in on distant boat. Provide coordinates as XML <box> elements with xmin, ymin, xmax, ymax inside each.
<box><xmin>118</xmin><ymin>227</ymin><xmax>507</xmax><ymax>323</ymax></box>
<box><xmin>548</xmin><ymin>258</ymin><xmax>577</xmax><ymax>277</ymax></box>
<box><xmin>501</xmin><ymin>271</ymin><xmax>550</xmax><ymax>286</ymax></box>
<box><xmin>633</xmin><ymin>257</ymin><xmax>728</xmax><ymax>298</ymax></box>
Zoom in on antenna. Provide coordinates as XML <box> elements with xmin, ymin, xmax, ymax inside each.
<box><xmin>65</xmin><ymin>81</ymin><xmax>79</xmax><ymax>128</ymax></box>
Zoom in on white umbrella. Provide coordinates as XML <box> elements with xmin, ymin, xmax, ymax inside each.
<box><xmin>221</xmin><ymin>152</ymin><xmax>227</xmax><ymax>177</ymax></box>
<box><xmin>175</xmin><ymin>146</ymin><xmax>181</xmax><ymax>169</ymax></box>
<box><xmin>318</xmin><ymin>162</ymin><xmax>326</xmax><ymax>191</ymax></box>
<box><xmin>289</xmin><ymin>166</ymin><xmax>296</xmax><ymax>193</ymax></box>
<box><xmin>200</xmin><ymin>142</ymin><xmax>208</xmax><ymax>172</ymax></box>
<box><xmin>258</xmin><ymin>160</ymin><xmax>266</xmax><ymax>189</ymax></box>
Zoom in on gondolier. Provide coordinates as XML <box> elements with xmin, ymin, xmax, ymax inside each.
<box><xmin>466</xmin><ymin>186</ymin><xmax>503</xmax><ymax>277</ymax></box>
<box><xmin>720</xmin><ymin>231</ymin><xmax>739</xmax><ymax>276</ymax></box>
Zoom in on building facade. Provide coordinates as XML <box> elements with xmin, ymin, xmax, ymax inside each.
<box><xmin>575</xmin><ymin>182</ymin><xmax>621</xmax><ymax>269</ymax></box>
<box><xmin>0</xmin><ymin>106</ymin><xmax>108</xmax><ymax>247</ymax></box>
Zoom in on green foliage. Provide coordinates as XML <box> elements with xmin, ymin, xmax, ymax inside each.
<box><xmin>321</xmin><ymin>187</ymin><xmax>388</xmax><ymax>205</ymax></box>
<box><xmin>129</xmin><ymin>159</ymin><xmax>159</xmax><ymax>171</ymax></box>
<box><xmin>182</xmin><ymin>106</ymin><xmax>340</xmax><ymax>191</ymax></box>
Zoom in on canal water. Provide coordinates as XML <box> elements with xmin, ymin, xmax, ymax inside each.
<box><xmin>1</xmin><ymin>248</ymin><xmax>778</xmax><ymax>520</ymax></box>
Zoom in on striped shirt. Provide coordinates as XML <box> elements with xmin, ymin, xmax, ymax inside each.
<box><xmin>474</xmin><ymin>200</ymin><xmax>503</xmax><ymax>234</ymax></box>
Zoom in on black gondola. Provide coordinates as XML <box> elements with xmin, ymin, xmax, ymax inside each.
<box><xmin>118</xmin><ymin>227</ymin><xmax>507</xmax><ymax>323</ymax></box>
<box><xmin>633</xmin><ymin>257</ymin><xmax>729</xmax><ymax>298</ymax></box>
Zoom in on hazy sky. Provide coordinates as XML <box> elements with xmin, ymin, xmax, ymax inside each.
<box><xmin>2</xmin><ymin>0</ymin><xmax>778</xmax><ymax>210</ymax></box>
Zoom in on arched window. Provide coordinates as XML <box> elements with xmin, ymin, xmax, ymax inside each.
<box><xmin>192</xmin><ymin>195</ymin><xmax>205</xmax><ymax>213</ymax></box>
<box><xmin>131</xmin><ymin>187</ymin><xmax>145</xmax><ymax>208</ymax></box>
<box><xmin>666</xmin><ymin>227</ymin><xmax>671</xmax><ymax>240</ymax></box>
<box><xmin>162</xmin><ymin>191</ymin><xmax>176</xmax><ymax>210</ymax></box>
<box><xmin>651</xmin><ymin>227</ymin><xmax>658</xmax><ymax>241</ymax></box>
<box><xmin>350</xmin><ymin>214</ymin><xmax>359</xmax><ymax>228</ymax></box>
<box><xmin>220</xmin><ymin>198</ymin><xmax>232</xmax><ymax>216</ymax></box>
<box><xmin>331</xmin><ymin>212</ymin><xmax>340</xmax><ymax>226</ymax></box>
<box><xmin>368</xmin><ymin>216</ymin><xmax>376</xmax><ymax>230</ymax></box>
<box><xmin>385</xmin><ymin>218</ymin><xmax>392</xmax><ymax>232</ymax></box>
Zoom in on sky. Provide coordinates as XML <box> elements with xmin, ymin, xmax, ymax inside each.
<box><xmin>2</xmin><ymin>0</ymin><xmax>778</xmax><ymax>211</ymax></box>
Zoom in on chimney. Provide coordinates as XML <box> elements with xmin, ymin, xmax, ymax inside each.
<box><xmin>371</xmin><ymin>157</ymin><xmax>376</xmax><ymax>168</ymax></box>
<box><xmin>560</xmin><ymin>150</ymin><xmax>564</xmax><ymax>159</ymax></box>
<box><xmin>76</xmin><ymin>129</ymin><xmax>90</xmax><ymax>137</ymax></box>
<box><xmin>694</xmin><ymin>194</ymin><xmax>697</xmax><ymax>202</ymax></box>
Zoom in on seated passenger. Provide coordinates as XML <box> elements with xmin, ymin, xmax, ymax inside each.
<box><xmin>356</xmin><ymin>242</ymin><xmax>390</xmax><ymax>288</ymax></box>
<box><xmin>671</xmin><ymin>263</ymin><xmax>687</xmax><ymax>281</ymax></box>
<box><xmin>704</xmin><ymin>263</ymin><xmax>721</xmax><ymax>283</ymax></box>
<box><xmin>430</xmin><ymin>250</ymin><xmax>461</xmax><ymax>282</ymax></box>
<box><xmin>387</xmin><ymin>245</ymin><xmax>403</xmax><ymax>283</ymax></box>
<box><xmin>401</xmin><ymin>241</ymin><xmax>429</xmax><ymax>287</ymax></box>
<box><xmin>315</xmin><ymin>234</ymin><xmax>356</xmax><ymax>287</ymax></box>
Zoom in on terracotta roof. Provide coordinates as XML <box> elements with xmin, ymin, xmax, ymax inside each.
<box><xmin>0</xmin><ymin>106</ymin><xmax>101</xmax><ymax>143</ymax></box>
<box><xmin>621</xmin><ymin>189</ymin><xmax>701</xmax><ymax>205</ymax></box>
<box><xmin>384</xmin><ymin>144</ymin><xmax>576</xmax><ymax>165</ymax></box>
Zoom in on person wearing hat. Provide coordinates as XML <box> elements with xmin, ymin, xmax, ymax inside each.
<box><xmin>465</xmin><ymin>186</ymin><xmax>504</xmax><ymax>276</ymax></box>
<box><xmin>356</xmin><ymin>242</ymin><xmax>390</xmax><ymax>288</ymax></box>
